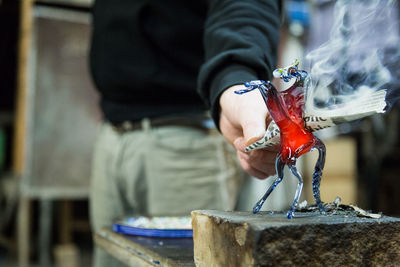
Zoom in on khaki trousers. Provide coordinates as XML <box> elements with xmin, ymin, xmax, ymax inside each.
<box><xmin>90</xmin><ymin>120</ymin><xmax>244</xmax><ymax>267</ymax></box>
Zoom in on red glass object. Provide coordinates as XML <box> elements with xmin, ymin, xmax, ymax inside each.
<box><xmin>266</xmin><ymin>75</ymin><xmax>316</xmax><ymax>164</ymax></box>
<box><xmin>235</xmin><ymin>63</ymin><xmax>326</xmax><ymax>219</ymax></box>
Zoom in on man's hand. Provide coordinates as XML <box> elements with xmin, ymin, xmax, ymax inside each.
<box><xmin>219</xmin><ymin>84</ymin><xmax>279</xmax><ymax>179</ymax></box>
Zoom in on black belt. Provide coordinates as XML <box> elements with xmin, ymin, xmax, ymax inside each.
<box><xmin>110</xmin><ymin>116</ymin><xmax>214</xmax><ymax>134</ymax></box>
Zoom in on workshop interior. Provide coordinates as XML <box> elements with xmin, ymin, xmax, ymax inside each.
<box><xmin>1</xmin><ymin>0</ymin><xmax>400</xmax><ymax>266</ymax></box>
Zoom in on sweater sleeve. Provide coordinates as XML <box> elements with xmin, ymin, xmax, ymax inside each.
<box><xmin>197</xmin><ymin>0</ymin><xmax>281</xmax><ymax>130</ymax></box>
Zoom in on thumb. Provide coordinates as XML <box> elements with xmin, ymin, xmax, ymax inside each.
<box><xmin>242</xmin><ymin>119</ymin><xmax>266</xmax><ymax>147</ymax></box>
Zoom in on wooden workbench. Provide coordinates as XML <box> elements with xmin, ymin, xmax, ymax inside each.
<box><xmin>94</xmin><ymin>228</ymin><xmax>195</xmax><ymax>267</ymax></box>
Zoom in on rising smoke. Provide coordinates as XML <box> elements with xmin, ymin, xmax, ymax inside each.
<box><xmin>305</xmin><ymin>0</ymin><xmax>400</xmax><ymax>113</ymax></box>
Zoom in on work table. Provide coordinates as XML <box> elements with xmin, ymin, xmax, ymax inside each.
<box><xmin>94</xmin><ymin>228</ymin><xmax>194</xmax><ymax>267</ymax></box>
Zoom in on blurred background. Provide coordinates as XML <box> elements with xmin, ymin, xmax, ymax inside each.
<box><xmin>0</xmin><ymin>0</ymin><xmax>399</xmax><ymax>266</ymax></box>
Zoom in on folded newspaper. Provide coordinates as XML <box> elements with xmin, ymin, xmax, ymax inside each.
<box><xmin>245</xmin><ymin>89</ymin><xmax>387</xmax><ymax>152</ymax></box>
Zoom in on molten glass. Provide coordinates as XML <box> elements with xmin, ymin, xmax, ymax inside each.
<box><xmin>235</xmin><ymin>60</ymin><xmax>326</xmax><ymax>219</ymax></box>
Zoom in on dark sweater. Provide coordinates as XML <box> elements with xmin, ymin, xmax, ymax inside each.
<box><xmin>89</xmin><ymin>0</ymin><xmax>281</xmax><ymax>126</ymax></box>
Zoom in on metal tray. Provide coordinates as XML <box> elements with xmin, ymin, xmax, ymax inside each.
<box><xmin>112</xmin><ymin>216</ymin><xmax>193</xmax><ymax>238</ymax></box>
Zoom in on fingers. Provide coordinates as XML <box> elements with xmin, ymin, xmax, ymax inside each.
<box><xmin>237</xmin><ymin>150</ymin><xmax>276</xmax><ymax>179</ymax></box>
<box><xmin>234</xmin><ymin>138</ymin><xmax>278</xmax><ymax>179</ymax></box>
<box><xmin>242</xmin><ymin>120</ymin><xmax>267</xmax><ymax>147</ymax></box>
<box><xmin>259</xmin><ymin>143</ymin><xmax>280</xmax><ymax>153</ymax></box>
<box><xmin>237</xmin><ymin>153</ymin><xmax>270</xmax><ymax>179</ymax></box>
<box><xmin>247</xmin><ymin>149</ymin><xmax>277</xmax><ymax>174</ymax></box>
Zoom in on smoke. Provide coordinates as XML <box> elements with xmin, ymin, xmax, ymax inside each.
<box><xmin>305</xmin><ymin>0</ymin><xmax>400</xmax><ymax>112</ymax></box>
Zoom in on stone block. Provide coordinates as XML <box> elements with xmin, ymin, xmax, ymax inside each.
<box><xmin>191</xmin><ymin>209</ymin><xmax>400</xmax><ymax>266</ymax></box>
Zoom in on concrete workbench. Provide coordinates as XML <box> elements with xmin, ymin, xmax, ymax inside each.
<box><xmin>94</xmin><ymin>228</ymin><xmax>195</xmax><ymax>267</ymax></box>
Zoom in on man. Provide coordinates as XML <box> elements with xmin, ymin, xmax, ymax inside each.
<box><xmin>89</xmin><ymin>1</ymin><xmax>281</xmax><ymax>266</ymax></box>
